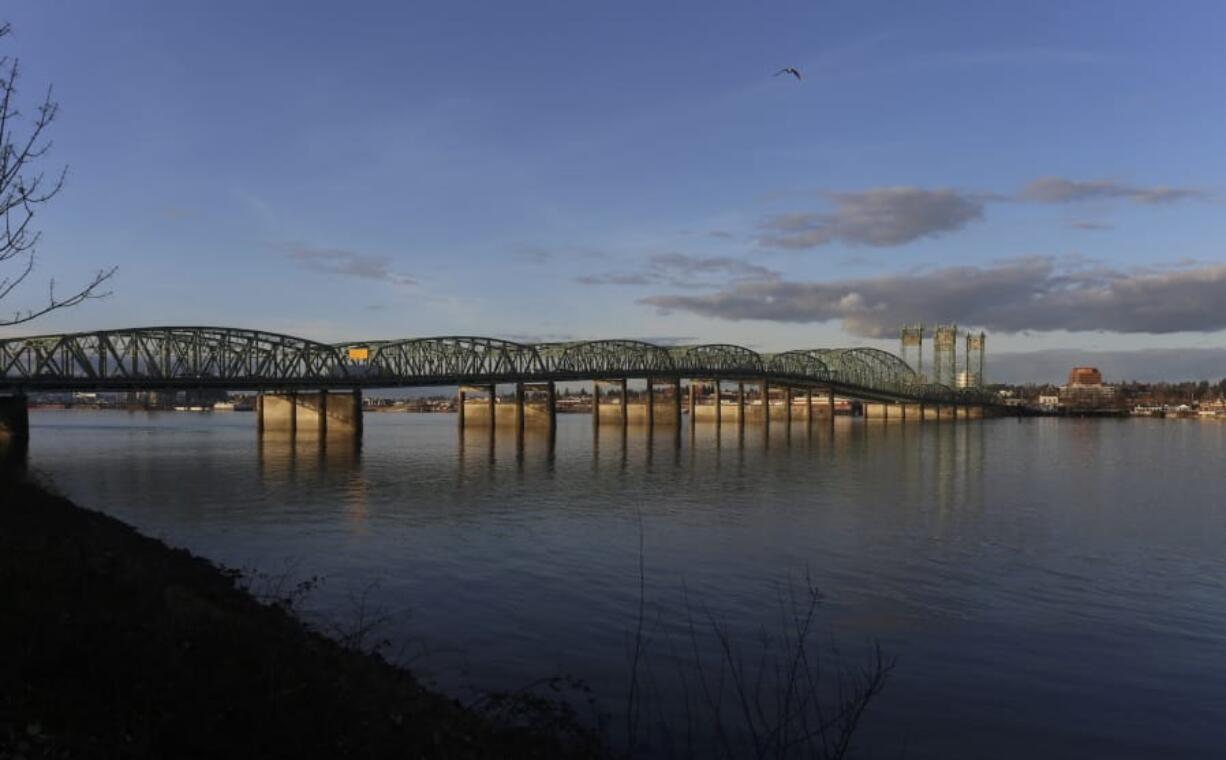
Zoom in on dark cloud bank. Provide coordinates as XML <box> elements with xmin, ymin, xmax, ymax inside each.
<box><xmin>641</xmin><ymin>257</ymin><xmax>1226</xmax><ymax>338</ymax></box>
<box><xmin>758</xmin><ymin>187</ymin><xmax>986</xmax><ymax>249</ymax></box>
<box><xmin>751</xmin><ymin>177</ymin><xmax>1206</xmax><ymax>251</ymax></box>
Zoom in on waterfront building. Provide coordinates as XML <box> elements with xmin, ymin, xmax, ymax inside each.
<box><xmin>1057</xmin><ymin>367</ymin><xmax>1120</xmax><ymax>412</ymax></box>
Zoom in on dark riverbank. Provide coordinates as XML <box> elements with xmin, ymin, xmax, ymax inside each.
<box><xmin>0</xmin><ymin>475</ymin><xmax>599</xmax><ymax>759</ymax></box>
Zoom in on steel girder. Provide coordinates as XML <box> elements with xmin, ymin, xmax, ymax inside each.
<box><xmin>0</xmin><ymin>327</ymin><xmax>342</xmax><ymax>389</ymax></box>
<box><xmin>0</xmin><ymin>327</ymin><xmax>993</xmax><ymax>404</ymax></box>
<box><xmin>537</xmin><ymin>339</ymin><xmax>674</xmax><ymax>378</ymax></box>
<box><xmin>669</xmin><ymin>344</ymin><xmax>764</xmax><ymax>376</ymax></box>
<box><xmin>343</xmin><ymin>336</ymin><xmax>543</xmax><ymax>385</ymax></box>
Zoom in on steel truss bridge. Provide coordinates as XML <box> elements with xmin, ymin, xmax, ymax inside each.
<box><xmin>0</xmin><ymin>326</ymin><xmax>997</xmax><ymax>405</ymax></box>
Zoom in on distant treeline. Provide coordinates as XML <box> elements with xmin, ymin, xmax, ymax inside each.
<box><xmin>994</xmin><ymin>379</ymin><xmax>1226</xmax><ymax>403</ymax></box>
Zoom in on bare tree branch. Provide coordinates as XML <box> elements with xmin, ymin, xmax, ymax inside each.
<box><xmin>0</xmin><ymin>21</ymin><xmax>114</xmax><ymax>328</ymax></box>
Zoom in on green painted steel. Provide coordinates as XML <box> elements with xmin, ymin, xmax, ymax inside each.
<box><xmin>0</xmin><ymin>327</ymin><xmax>998</xmax><ymax>404</ymax></box>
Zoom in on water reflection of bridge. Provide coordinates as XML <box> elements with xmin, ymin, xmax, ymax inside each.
<box><xmin>0</xmin><ymin>327</ymin><xmax>1008</xmax><ymax>442</ymax></box>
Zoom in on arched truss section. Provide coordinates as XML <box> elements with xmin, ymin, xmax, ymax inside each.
<box><xmin>352</xmin><ymin>336</ymin><xmax>543</xmax><ymax>384</ymax></box>
<box><xmin>766</xmin><ymin>350</ymin><xmax>833</xmax><ymax>383</ymax></box>
<box><xmin>844</xmin><ymin>347</ymin><xmax>920</xmax><ymax>391</ymax></box>
<box><xmin>807</xmin><ymin>348</ymin><xmax>918</xmax><ymax>393</ymax></box>
<box><xmin>669</xmin><ymin>344</ymin><xmax>764</xmax><ymax>377</ymax></box>
<box><xmin>0</xmin><ymin>327</ymin><xmax>344</xmax><ymax>386</ymax></box>
<box><xmin>538</xmin><ymin>339</ymin><xmax>674</xmax><ymax>378</ymax></box>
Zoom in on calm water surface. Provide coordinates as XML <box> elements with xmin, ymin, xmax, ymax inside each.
<box><xmin>18</xmin><ymin>410</ymin><xmax>1226</xmax><ymax>758</ymax></box>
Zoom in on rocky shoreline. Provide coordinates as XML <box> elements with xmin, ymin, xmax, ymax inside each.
<box><xmin>0</xmin><ymin>475</ymin><xmax>599</xmax><ymax>759</ymax></box>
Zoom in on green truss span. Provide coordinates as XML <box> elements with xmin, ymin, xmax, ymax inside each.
<box><xmin>0</xmin><ymin>327</ymin><xmax>997</xmax><ymax>404</ymax></box>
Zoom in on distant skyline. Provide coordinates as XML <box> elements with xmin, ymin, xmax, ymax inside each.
<box><xmin>2</xmin><ymin>1</ymin><xmax>1225</xmax><ymax>382</ymax></box>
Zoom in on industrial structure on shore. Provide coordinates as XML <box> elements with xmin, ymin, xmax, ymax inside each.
<box><xmin>900</xmin><ymin>324</ymin><xmax>987</xmax><ymax>389</ymax></box>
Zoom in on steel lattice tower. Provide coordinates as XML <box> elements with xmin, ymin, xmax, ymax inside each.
<box><xmin>900</xmin><ymin>324</ymin><xmax>925</xmax><ymax>381</ymax></box>
<box><xmin>933</xmin><ymin>324</ymin><xmax>958</xmax><ymax>387</ymax></box>
<box><xmin>963</xmin><ymin>331</ymin><xmax>986</xmax><ymax>388</ymax></box>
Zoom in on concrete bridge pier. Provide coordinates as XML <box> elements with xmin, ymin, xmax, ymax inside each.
<box><xmin>592</xmin><ymin>383</ymin><xmax>600</xmax><ymax>430</ymax></box>
<box><xmin>864</xmin><ymin>402</ymin><xmax>892</xmax><ymax>421</ymax></box>
<box><xmin>737</xmin><ymin>383</ymin><xmax>746</xmax><ymax>428</ymax></box>
<box><xmin>645</xmin><ymin>378</ymin><xmax>655</xmax><ymax>429</ymax></box>
<box><xmin>714</xmin><ymin>381</ymin><xmax>723</xmax><ymax>427</ymax></box>
<box><xmin>0</xmin><ymin>394</ymin><xmax>30</xmax><ymax>443</ymax></box>
<box><xmin>515</xmin><ymin>382</ymin><xmax>527</xmax><ymax>437</ymax></box>
<box><xmin>762</xmin><ymin>380</ymin><xmax>771</xmax><ymax>434</ymax></box>
<box><xmin>619</xmin><ymin>378</ymin><xmax>629</xmax><ymax>427</ymax></box>
<box><xmin>672</xmin><ymin>378</ymin><xmax>682</xmax><ymax>428</ymax></box>
<box><xmin>258</xmin><ymin>390</ymin><xmax>362</xmax><ymax>439</ymax></box>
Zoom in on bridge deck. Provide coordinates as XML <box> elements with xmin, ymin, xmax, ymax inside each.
<box><xmin>0</xmin><ymin>327</ymin><xmax>999</xmax><ymax>406</ymax></box>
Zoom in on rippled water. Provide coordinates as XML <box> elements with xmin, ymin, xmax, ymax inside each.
<box><xmin>17</xmin><ymin>410</ymin><xmax>1226</xmax><ymax>758</ymax></box>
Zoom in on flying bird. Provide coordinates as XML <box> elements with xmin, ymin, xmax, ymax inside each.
<box><xmin>774</xmin><ymin>67</ymin><xmax>802</xmax><ymax>81</ymax></box>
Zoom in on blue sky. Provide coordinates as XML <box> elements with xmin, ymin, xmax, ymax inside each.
<box><xmin>3</xmin><ymin>1</ymin><xmax>1226</xmax><ymax>379</ymax></box>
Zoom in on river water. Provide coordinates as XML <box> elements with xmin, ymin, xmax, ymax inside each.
<box><xmin>16</xmin><ymin>410</ymin><xmax>1226</xmax><ymax>758</ymax></box>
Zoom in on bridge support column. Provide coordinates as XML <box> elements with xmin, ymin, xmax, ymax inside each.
<box><xmin>260</xmin><ymin>392</ymin><xmax>298</xmax><ymax>434</ymax></box>
<box><xmin>592</xmin><ymin>383</ymin><xmax>600</xmax><ymax>429</ymax></box>
<box><xmin>687</xmin><ymin>381</ymin><xmax>696</xmax><ymax>427</ymax></box>
<box><xmin>785</xmin><ymin>387</ymin><xmax>793</xmax><ymax>425</ymax></box>
<box><xmin>806</xmin><ymin>389</ymin><xmax>813</xmax><ymax>427</ymax></box>
<box><xmin>515</xmin><ymin>382</ymin><xmax>526</xmax><ymax>437</ymax></box>
<box><xmin>488</xmin><ymin>385</ymin><xmax>496</xmax><ymax>429</ymax></box>
<box><xmin>714</xmin><ymin>381</ymin><xmax>723</xmax><ymax>427</ymax></box>
<box><xmin>257</xmin><ymin>390</ymin><xmax>362</xmax><ymax>439</ymax></box>
<box><xmin>645</xmin><ymin>378</ymin><xmax>655</xmax><ymax>429</ymax></box>
<box><xmin>546</xmin><ymin>380</ymin><xmax>557</xmax><ymax>436</ymax></box>
<box><xmin>827</xmin><ymin>388</ymin><xmax>835</xmax><ymax>425</ymax></box>
<box><xmin>0</xmin><ymin>394</ymin><xmax>29</xmax><ymax>443</ymax></box>
<box><xmin>673</xmin><ymin>378</ymin><xmax>682</xmax><ymax>428</ymax></box>
<box><xmin>737</xmin><ymin>383</ymin><xmax>746</xmax><ymax>428</ymax></box>
<box><xmin>325</xmin><ymin>390</ymin><xmax>363</xmax><ymax>437</ymax></box>
<box><xmin>457</xmin><ymin>387</ymin><xmax>466</xmax><ymax>428</ymax></box>
<box><xmin>619</xmin><ymin>378</ymin><xmax>629</xmax><ymax>427</ymax></box>
<box><xmin>762</xmin><ymin>380</ymin><xmax>771</xmax><ymax>433</ymax></box>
